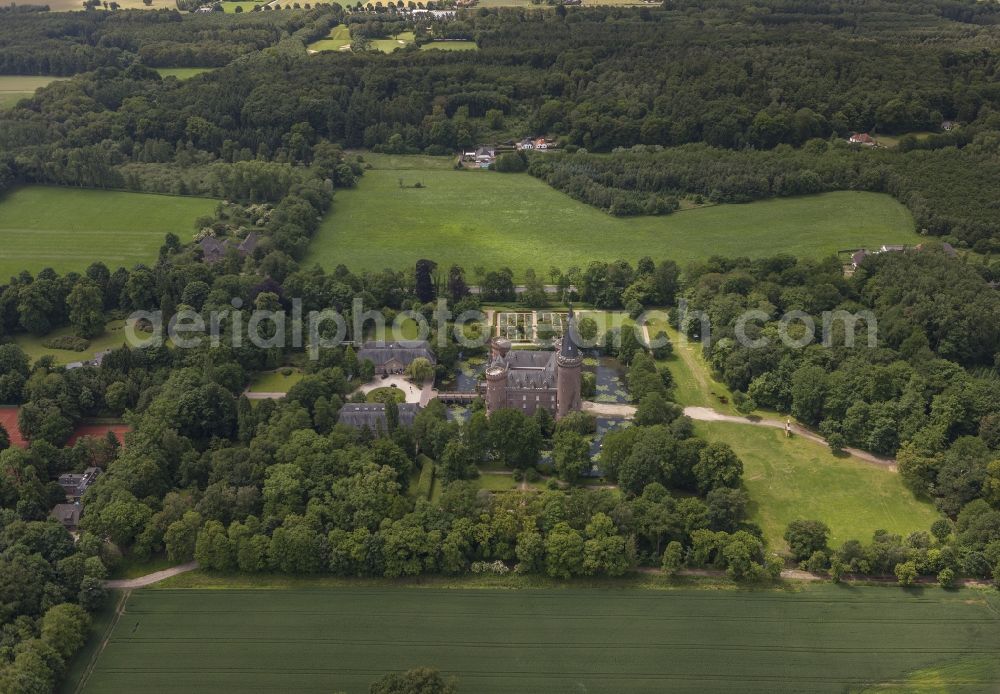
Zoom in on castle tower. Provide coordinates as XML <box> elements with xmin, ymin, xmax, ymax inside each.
<box><xmin>491</xmin><ymin>337</ymin><xmax>512</xmax><ymax>361</ymax></box>
<box><xmin>485</xmin><ymin>362</ymin><xmax>508</xmax><ymax>413</ymax></box>
<box><xmin>556</xmin><ymin>307</ymin><xmax>583</xmax><ymax>419</ymax></box>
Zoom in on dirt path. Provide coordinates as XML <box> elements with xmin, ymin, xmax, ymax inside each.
<box><xmin>104</xmin><ymin>561</ymin><xmax>199</xmax><ymax>589</ymax></box>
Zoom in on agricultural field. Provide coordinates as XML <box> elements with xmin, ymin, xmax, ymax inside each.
<box><xmin>694</xmin><ymin>421</ymin><xmax>942</xmax><ymax>551</ymax></box>
<box><xmin>44</xmin><ymin>0</ymin><xmax>162</xmax><ymax>9</ymax></box>
<box><xmin>154</xmin><ymin>67</ymin><xmax>213</xmax><ymax>80</ymax></box>
<box><xmin>306</xmin><ymin>24</ymin><xmax>351</xmax><ymax>52</ymax></box>
<box><xmin>0</xmin><ymin>186</ymin><xmax>217</xmax><ymax>281</ymax></box>
<box><xmin>73</xmin><ymin>586</ymin><xmax>1000</xmax><ymax>693</ymax></box>
<box><xmin>306</xmin><ymin>156</ymin><xmax>919</xmax><ymax>280</ymax></box>
<box><xmin>0</xmin><ymin>76</ymin><xmax>68</xmax><ymax>110</ymax></box>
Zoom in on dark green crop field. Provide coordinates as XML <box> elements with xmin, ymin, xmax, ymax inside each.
<box><xmin>79</xmin><ymin>586</ymin><xmax>1000</xmax><ymax>693</ymax></box>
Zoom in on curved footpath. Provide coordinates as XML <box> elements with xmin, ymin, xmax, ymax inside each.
<box><xmin>582</xmin><ymin>401</ymin><xmax>895</xmax><ymax>469</ymax></box>
<box><xmin>104</xmin><ymin>561</ymin><xmax>199</xmax><ymax>589</ymax></box>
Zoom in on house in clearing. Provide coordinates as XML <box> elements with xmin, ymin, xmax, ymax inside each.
<box><xmin>517</xmin><ymin>138</ymin><xmax>535</xmax><ymax>151</ymax></box>
<box><xmin>50</xmin><ymin>503</ymin><xmax>81</xmax><ymax>532</ymax></box>
<box><xmin>337</xmin><ymin>402</ymin><xmax>421</xmax><ymax>435</ymax></box>
<box><xmin>357</xmin><ymin>341</ymin><xmax>436</xmax><ymax>375</ymax></box>
<box><xmin>58</xmin><ymin>466</ymin><xmax>101</xmax><ymax>502</ymax></box>
<box><xmin>199</xmin><ymin>232</ymin><xmax>261</xmax><ymax>265</ymax></box>
<box><xmin>474</xmin><ymin>146</ymin><xmax>495</xmax><ymax>165</ymax></box>
<box><xmin>848</xmin><ymin>133</ymin><xmax>877</xmax><ymax>146</ymax></box>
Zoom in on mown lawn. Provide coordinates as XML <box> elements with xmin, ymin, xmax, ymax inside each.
<box><xmin>0</xmin><ymin>75</ymin><xmax>68</xmax><ymax>109</ymax></box>
<box><xmin>74</xmin><ymin>585</ymin><xmax>1000</xmax><ymax>694</ymax></box>
<box><xmin>693</xmin><ymin>421</ymin><xmax>942</xmax><ymax>551</ymax></box>
<box><xmin>0</xmin><ymin>186</ymin><xmax>217</xmax><ymax>281</ymax></box>
<box><xmin>154</xmin><ymin>67</ymin><xmax>213</xmax><ymax>80</ymax></box>
<box><xmin>372</xmin><ymin>32</ymin><xmax>415</xmax><ymax>52</ymax></box>
<box><xmin>15</xmin><ymin>319</ymin><xmax>135</xmax><ymax>366</ymax></box>
<box><xmin>421</xmin><ymin>41</ymin><xmax>477</xmax><ymax>51</ymax></box>
<box><xmin>306</xmin><ymin>23</ymin><xmax>351</xmax><ymax>52</ymax></box>
<box><xmin>248</xmin><ymin>369</ymin><xmax>304</xmax><ymax>393</ymax></box>
<box><xmin>306</xmin><ymin>156</ymin><xmax>919</xmax><ymax>280</ymax></box>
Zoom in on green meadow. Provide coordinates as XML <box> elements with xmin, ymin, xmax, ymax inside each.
<box><xmin>0</xmin><ymin>75</ymin><xmax>68</xmax><ymax>109</ymax></box>
<box><xmin>73</xmin><ymin>586</ymin><xmax>1000</xmax><ymax>694</ymax></box>
<box><xmin>0</xmin><ymin>186</ymin><xmax>217</xmax><ymax>281</ymax></box>
<box><xmin>694</xmin><ymin>421</ymin><xmax>942</xmax><ymax>551</ymax></box>
<box><xmin>306</xmin><ymin>155</ymin><xmax>919</xmax><ymax>279</ymax></box>
<box><xmin>154</xmin><ymin>67</ymin><xmax>213</xmax><ymax>80</ymax></box>
<box><xmin>306</xmin><ymin>24</ymin><xmax>352</xmax><ymax>52</ymax></box>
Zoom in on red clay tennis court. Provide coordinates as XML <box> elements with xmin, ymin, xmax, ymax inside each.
<box><xmin>66</xmin><ymin>423</ymin><xmax>131</xmax><ymax>447</ymax></box>
<box><xmin>0</xmin><ymin>406</ymin><xmax>27</xmax><ymax>448</ymax></box>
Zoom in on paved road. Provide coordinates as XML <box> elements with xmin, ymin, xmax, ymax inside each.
<box><xmin>104</xmin><ymin>562</ymin><xmax>198</xmax><ymax>589</ymax></box>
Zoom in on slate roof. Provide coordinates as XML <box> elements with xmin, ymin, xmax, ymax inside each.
<box><xmin>58</xmin><ymin>467</ymin><xmax>101</xmax><ymax>499</ymax></box>
<box><xmin>337</xmin><ymin>402</ymin><xmax>420</xmax><ymax>432</ymax></box>
<box><xmin>200</xmin><ymin>233</ymin><xmax>261</xmax><ymax>264</ymax></box>
<box><xmin>357</xmin><ymin>341</ymin><xmax>436</xmax><ymax>368</ymax></box>
<box><xmin>51</xmin><ymin>503</ymin><xmax>81</xmax><ymax>530</ymax></box>
<box><xmin>559</xmin><ymin>308</ymin><xmax>582</xmax><ymax>362</ymax></box>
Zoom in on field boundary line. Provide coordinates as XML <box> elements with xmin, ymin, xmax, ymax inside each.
<box><xmin>74</xmin><ymin>589</ymin><xmax>131</xmax><ymax>694</ymax></box>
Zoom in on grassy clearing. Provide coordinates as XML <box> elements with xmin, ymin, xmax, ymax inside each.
<box><xmin>307</xmin><ymin>156</ymin><xmax>918</xmax><ymax>280</ymax></box>
<box><xmin>109</xmin><ymin>554</ymin><xmax>175</xmax><ymax>580</ymax></box>
<box><xmin>248</xmin><ymin>369</ymin><xmax>304</xmax><ymax>393</ymax></box>
<box><xmin>648</xmin><ymin>321</ymin><xmax>738</xmax><ymax>411</ymax></box>
<box><xmin>421</xmin><ymin>41</ymin><xmax>478</xmax><ymax>51</ymax></box>
<box><xmin>875</xmin><ymin>132</ymin><xmax>935</xmax><ymax>149</ymax></box>
<box><xmin>306</xmin><ymin>23</ymin><xmax>352</xmax><ymax>52</ymax></box>
<box><xmin>154</xmin><ymin>67</ymin><xmax>213</xmax><ymax>80</ymax></box>
<box><xmin>0</xmin><ymin>75</ymin><xmax>68</xmax><ymax>109</ymax></box>
<box><xmin>80</xmin><ymin>585</ymin><xmax>1000</xmax><ymax>693</ymax></box>
<box><xmin>364</xmin><ymin>316</ymin><xmax>423</xmax><ymax>341</ymax></box>
<box><xmin>694</xmin><ymin>421</ymin><xmax>941</xmax><ymax>551</ymax></box>
<box><xmin>0</xmin><ymin>186</ymin><xmax>217</xmax><ymax>281</ymax></box>
<box><xmin>372</xmin><ymin>31</ymin><xmax>416</xmax><ymax>53</ymax></box>
<box><xmin>15</xmin><ymin>319</ymin><xmax>132</xmax><ymax>366</ymax></box>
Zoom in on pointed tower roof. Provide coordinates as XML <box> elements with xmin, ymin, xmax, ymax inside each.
<box><xmin>558</xmin><ymin>306</ymin><xmax>582</xmax><ymax>364</ymax></box>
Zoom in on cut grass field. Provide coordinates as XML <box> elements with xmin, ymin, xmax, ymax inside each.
<box><xmin>153</xmin><ymin>67</ymin><xmax>213</xmax><ymax>80</ymax></box>
<box><xmin>306</xmin><ymin>24</ymin><xmax>351</xmax><ymax>52</ymax></box>
<box><xmin>74</xmin><ymin>585</ymin><xmax>1000</xmax><ymax>694</ymax></box>
<box><xmin>372</xmin><ymin>31</ymin><xmax>416</xmax><ymax>53</ymax></box>
<box><xmin>0</xmin><ymin>75</ymin><xmax>68</xmax><ymax>110</ymax></box>
<box><xmin>14</xmin><ymin>319</ymin><xmax>133</xmax><ymax>366</ymax></box>
<box><xmin>421</xmin><ymin>41</ymin><xmax>478</xmax><ymax>51</ymax></box>
<box><xmin>247</xmin><ymin>368</ymin><xmax>304</xmax><ymax>393</ymax></box>
<box><xmin>694</xmin><ymin>421</ymin><xmax>941</xmax><ymax>551</ymax></box>
<box><xmin>306</xmin><ymin>155</ymin><xmax>919</xmax><ymax>280</ymax></box>
<box><xmin>0</xmin><ymin>186</ymin><xmax>217</xmax><ymax>281</ymax></box>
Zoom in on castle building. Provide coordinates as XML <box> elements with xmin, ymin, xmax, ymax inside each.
<box><xmin>483</xmin><ymin>309</ymin><xmax>583</xmax><ymax>419</ymax></box>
